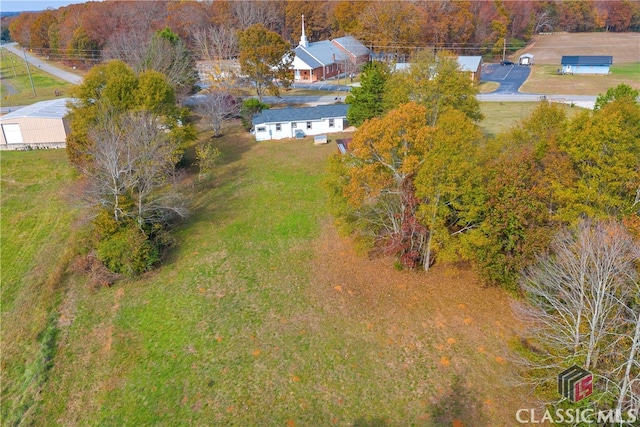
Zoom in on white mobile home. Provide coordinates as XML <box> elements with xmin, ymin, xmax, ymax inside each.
<box><xmin>252</xmin><ymin>104</ymin><xmax>349</xmax><ymax>141</ymax></box>
<box><xmin>560</xmin><ymin>56</ymin><xmax>612</xmax><ymax>75</ymax></box>
<box><xmin>0</xmin><ymin>98</ymin><xmax>71</xmax><ymax>150</ymax></box>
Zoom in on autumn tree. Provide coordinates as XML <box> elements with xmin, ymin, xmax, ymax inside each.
<box><xmin>333</xmin><ymin>1</ymin><xmax>367</xmax><ymax>35</ymax></box>
<box><xmin>384</xmin><ymin>50</ymin><xmax>483</xmax><ymax>126</ymax></box>
<box><xmin>472</xmin><ymin>148</ymin><xmax>553</xmax><ymax>290</ymax></box>
<box><xmin>414</xmin><ymin>109</ymin><xmax>483</xmax><ymax>271</ymax></box>
<box><xmin>355</xmin><ymin>0</ymin><xmax>421</xmax><ymax>55</ymax></box>
<box><xmin>196</xmin><ymin>90</ymin><xmax>239</xmax><ymax>137</ymax></box>
<box><xmin>516</xmin><ymin>220</ymin><xmax>639</xmax><ymax>412</ymax></box>
<box><xmin>231</xmin><ymin>1</ymin><xmax>284</xmax><ymax>31</ymax></box>
<box><xmin>191</xmin><ymin>25</ymin><xmax>239</xmax><ymax>92</ymax></box>
<box><xmin>593</xmin><ymin>83</ymin><xmax>639</xmax><ymax>111</ymax></box>
<box><xmin>337</xmin><ymin>102</ymin><xmax>431</xmax><ymax>268</ymax></box>
<box><xmin>556</xmin><ymin>94</ymin><xmax>640</xmax><ymax>220</ymax></box>
<box><xmin>345</xmin><ymin>61</ymin><xmax>390</xmax><ymax>127</ymax></box>
<box><xmin>66</xmin><ymin>60</ymin><xmax>193</xmax><ymax>275</ymax></box>
<box><xmin>66</xmin><ymin>60</ymin><xmax>191</xmax><ymax>168</ymax></box>
<box><xmin>86</xmin><ymin>109</ymin><xmax>187</xmax><ymax>275</ymax></box>
<box><xmin>29</xmin><ymin>10</ymin><xmax>56</xmax><ymax>53</ymax></box>
<box><xmin>104</xmin><ymin>28</ymin><xmax>198</xmax><ymax>99</ymax></box>
<box><xmin>238</xmin><ymin>24</ymin><xmax>293</xmax><ymax>100</ymax></box>
<box><xmin>285</xmin><ymin>1</ymin><xmax>333</xmax><ymax>43</ymax></box>
<box><xmin>68</xmin><ymin>26</ymin><xmax>99</xmax><ymax>65</ymax></box>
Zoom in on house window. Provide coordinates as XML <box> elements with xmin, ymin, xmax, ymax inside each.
<box><xmin>329</xmin><ymin>119</ymin><xmax>335</xmax><ymax>128</ymax></box>
<box><xmin>276</xmin><ymin>123</ymin><xmax>282</xmax><ymax>131</ymax></box>
<box><xmin>292</xmin><ymin>122</ymin><xmax>297</xmax><ymax>128</ymax></box>
<box><xmin>306</xmin><ymin>122</ymin><xmax>312</xmax><ymax>130</ymax></box>
<box><xmin>257</xmin><ymin>127</ymin><xmax>266</xmax><ymax>132</ymax></box>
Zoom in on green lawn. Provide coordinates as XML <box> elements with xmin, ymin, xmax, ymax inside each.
<box><xmin>0</xmin><ymin>49</ymin><xmax>74</xmax><ymax>106</ymax></box>
<box><xmin>0</xmin><ymin>150</ymin><xmax>79</xmax><ymax>424</ymax></box>
<box><xmin>3</xmin><ymin>114</ymin><xmax>541</xmax><ymax>425</ymax></box>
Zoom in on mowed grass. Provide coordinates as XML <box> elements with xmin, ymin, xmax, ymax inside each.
<box><xmin>0</xmin><ymin>150</ymin><xmax>79</xmax><ymax>424</ymax></box>
<box><xmin>520</xmin><ymin>63</ymin><xmax>640</xmax><ymax>96</ymax></box>
<box><xmin>5</xmin><ymin>117</ymin><xmax>539</xmax><ymax>426</ymax></box>
<box><xmin>0</xmin><ymin>49</ymin><xmax>74</xmax><ymax>106</ymax></box>
<box><xmin>478</xmin><ymin>101</ymin><xmax>582</xmax><ymax>138</ymax></box>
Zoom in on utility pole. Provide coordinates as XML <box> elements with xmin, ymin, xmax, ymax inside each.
<box><xmin>502</xmin><ymin>37</ymin><xmax>506</xmax><ymax>62</ymax></box>
<box><xmin>22</xmin><ymin>47</ymin><xmax>36</xmax><ymax>97</ymax></box>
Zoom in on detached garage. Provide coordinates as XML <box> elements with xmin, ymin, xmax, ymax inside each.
<box><xmin>560</xmin><ymin>56</ymin><xmax>613</xmax><ymax>75</ymax></box>
<box><xmin>0</xmin><ymin>98</ymin><xmax>70</xmax><ymax>150</ymax></box>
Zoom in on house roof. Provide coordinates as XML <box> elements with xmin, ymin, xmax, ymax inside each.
<box><xmin>293</xmin><ymin>46</ymin><xmax>323</xmax><ymax>69</ymax></box>
<box><xmin>457</xmin><ymin>56</ymin><xmax>482</xmax><ymax>72</ymax></box>
<box><xmin>332</xmin><ymin>36</ymin><xmax>370</xmax><ymax>57</ymax></box>
<box><xmin>561</xmin><ymin>56</ymin><xmax>613</xmax><ymax>66</ymax></box>
<box><xmin>252</xmin><ymin>104</ymin><xmax>348</xmax><ymax>126</ymax></box>
<box><xmin>1</xmin><ymin>98</ymin><xmax>71</xmax><ymax>121</ymax></box>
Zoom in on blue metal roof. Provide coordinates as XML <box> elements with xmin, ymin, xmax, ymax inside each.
<box><xmin>293</xmin><ymin>47</ymin><xmax>323</xmax><ymax>69</ymax></box>
<box><xmin>333</xmin><ymin>36</ymin><xmax>370</xmax><ymax>57</ymax></box>
<box><xmin>252</xmin><ymin>104</ymin><xmax>348</xmax><ymax>126</ymax></box>
<box><xmin>300</xmin><ymin>40</ymin><xmax>348</xmax><ymax>65</ymax></box>
<box><xmin>561</xmin><ymin>56</ymin><xmax>613</xmax><ymax>66</ymax></box>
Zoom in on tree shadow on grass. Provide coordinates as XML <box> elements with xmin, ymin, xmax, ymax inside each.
<box><xmin>426</xmin><ymin>375</ymin><xmax>488</xmax><ymax>426</ymax></box>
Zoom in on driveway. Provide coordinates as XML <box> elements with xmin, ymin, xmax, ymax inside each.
<box><xmin>481</xmin><ymin>63</ymin><xmax>531</xmax><ymax>94</ymax></box>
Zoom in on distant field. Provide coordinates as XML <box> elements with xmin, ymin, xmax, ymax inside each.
<box><xmin>479</xmin><ymin>101</ymin><xmax>583</xmax><ymax>138</ymax></box>
<box><xmin>519</xmin><ymin>63</ymin><xmax>640</xmax><ymax>95</ymax></box>
<box><xmin>0</xmin><ymin>50</ymin><xmax>73</xmax><ymax>106</ymax></box>
<box><xmin>514</xmin><ymin>32</ymin><xmax>640</xmax><ymax>64</ymax></box>
<box><xmin>507</xmin><ymin>32</ymin><xmax>640</xmax><ymax>96</ymax></box>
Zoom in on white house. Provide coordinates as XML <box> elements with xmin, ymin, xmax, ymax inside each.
<box><xmin>252</xmin><ymin>104</ymin><xmax>348</xmax><ymax>141</ymax></box>
<box><xmin>561</xmin><ymin>56</ymin><xmax>613</xmax><ymax>75</ymax></box>
<box><xmin>0</xmin><ymin>98</ymin><xmax>71</xmax><ymax>150</ymax></box>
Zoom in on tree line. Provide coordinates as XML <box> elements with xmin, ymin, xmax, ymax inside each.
<box><xmin>330</xmin><ymin>53</ymin><xmax>639</xmax><ymax>416</ymax></box>
<box><xmin>7</xmin><ymin>0</ymin><xmax>640</xmax><ymax>66</ymax></box>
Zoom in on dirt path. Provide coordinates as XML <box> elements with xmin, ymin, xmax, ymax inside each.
<box><xmin>310</xmin><ymin>222</ymin><xmax>540</xmax><ymax>425</ymax></box>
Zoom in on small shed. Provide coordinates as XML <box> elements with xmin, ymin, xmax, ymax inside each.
<box><xmin>560</xmin><ymin>56</ymin><xmax>613</xmax><ymax>75</ymax></box>
<box><xmin>252</xmin><ymin>104</ymin><xmax>348</xmax><ymax>141</ymax></box>
<box><xmin>519</xmin><ymin>53</ymin><xmax>534</xmax><ymax>65</ymax></box>
<box><xmin>0</xmin><ymin>98</ymin><xmax>71</xmax><ymax>150</ymax></box>
<box><xmin>457</xmin><ymin>56</ymin><xmax>483</xmax><ymax>82</ymax></box>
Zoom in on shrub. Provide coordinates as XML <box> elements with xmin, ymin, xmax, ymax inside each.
<box><xmin>240</xmin><ymin>98</ymin><xmax>270</xmax><ymax>130</ymax></box>
<box><xmin>96</xmin><ymin>225</ymin><xmax>160</xmax><ymax>276</ymax></box>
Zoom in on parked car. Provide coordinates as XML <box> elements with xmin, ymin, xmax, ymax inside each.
<box><xmin>501</xmin><ymin>60</ymin><xmax>514</xmax><ymax>66</ymax></box>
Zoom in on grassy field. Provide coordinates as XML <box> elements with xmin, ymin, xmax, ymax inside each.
<box><xmin>0</xmin><ymin>49</ymin><xmax>74</xmax><ymax>106</ymax></box>
<box><xmin>0</xmin><ymin>150</ymin><xmax>79</xmax><ymax>424</ymax></box>
<box><xmin>2</xmin><ymin>109</ymin><xmax>545</xmax><ymax>425</ymax></box>
<box><xmin>478</xmin><ymin>101</ymin><xmax>584</xmax><ymax>138</ymax></box>
<box><xmin>520</xmin><ymin>62</ymin><xmax>640</xmax><ymax>95</ymax></box>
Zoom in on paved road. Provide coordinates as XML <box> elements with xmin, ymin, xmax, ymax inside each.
<box><xmin>1</xmin><ymin>42</ymin><xmax>83</xmax><ymax>85</ymax></box>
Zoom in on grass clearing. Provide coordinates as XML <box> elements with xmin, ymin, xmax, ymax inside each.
<box><xmin>520</xmin><ymin>63</ymin><xmax>640</xmax><ymax>96</ymax></box>
<box><xmin>0</xmin><ymin>49</ymin><xmax>74</xmax><ymax>106</ymax></box>
<box><xmin>0</xmin><ymin>149</ymin><xmax>80</xmax><ymax>424</ymax></box>
<box><xmin>5</xmin><ymin>119</ymin><xmax>539</xmax><ymax>426</ymax></box>
<box><xmin>478</xmin><ymin>101</ymin><xmax>583</xmax><ymax>138</ymax></box>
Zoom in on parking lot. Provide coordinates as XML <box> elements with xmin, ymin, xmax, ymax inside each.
<box><xmin>481</xmin><ymin>63</ymin><xmax>532</xmax><ymax>94</ymax></box>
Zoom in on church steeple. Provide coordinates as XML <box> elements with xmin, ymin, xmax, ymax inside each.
<box><xmin>299</xmin><ymin>14</ymin><xmax>309</xmax><ymax>48</ymax></box>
